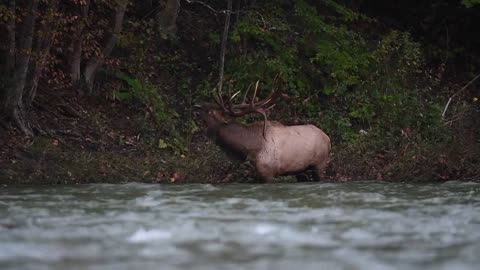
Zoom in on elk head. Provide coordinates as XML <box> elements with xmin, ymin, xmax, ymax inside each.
<box><xmin>198</xmin><ymin>75</ymin><xmax>289</xmax><ymax>138</ymax></box>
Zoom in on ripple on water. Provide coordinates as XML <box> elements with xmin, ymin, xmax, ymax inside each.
<box><xmin>0</xmin><ymin>182</ymin><xmax>480</xmax><ymax>270</ymax></box>
<box><xmin>127</xmin><ymin>228</ymin><xmax>172</xmax><ymax>243</ymax></box>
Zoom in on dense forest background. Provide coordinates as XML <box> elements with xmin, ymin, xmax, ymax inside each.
<box><xmin>1</xmin><ymin>0</ymin><xmax>479</xmax><ymax>183</ymax></box>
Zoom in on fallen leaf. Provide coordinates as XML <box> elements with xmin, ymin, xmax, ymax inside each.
<box><xmin>169</xmin><ymin>172</ymin><xmax>184</xmax><ymax>183</ymax></box>
<box><xmin>158</xmin><ymin>139</ymin><xmax>168</xmax><ymax>149</ymax></box>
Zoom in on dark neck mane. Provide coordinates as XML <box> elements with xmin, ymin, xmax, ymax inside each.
<box><xmin>210</xmin><ymin>121</ymin><xmax>265</xmax><ymax>160</ymax></box>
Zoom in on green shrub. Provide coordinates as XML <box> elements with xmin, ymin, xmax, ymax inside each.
<box><xmin>112</xmin><ymin>71</ymin><xmax>174</xmax><ymax>123</ymax></box>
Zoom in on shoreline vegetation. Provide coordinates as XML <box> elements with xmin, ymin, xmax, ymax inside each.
<box><xmin>1</xmin><ymin>1</ymin><xmax>479</xmax><ymax>184</ymax></box>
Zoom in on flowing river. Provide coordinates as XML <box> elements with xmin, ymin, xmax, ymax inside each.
<box><xmin>1</xmin><ymin>181</ymin><xmax>479</xmax><ymax>270</ymax></box>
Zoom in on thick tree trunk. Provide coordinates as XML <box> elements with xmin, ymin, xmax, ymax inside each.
<box><xmin>25</xmin><ymin>0</ymin><xmax>59</xmax><ymax>108</ymax></box>
<box><xmin>83</xmin><ymin>0</ymin><xmax>128</xmax><ymax>94</ymax></box>
<box><xmin>70</xmin><ymin>0</ymin><xmax>90</xmax><ymax>85</ymax></box>
<box><xmin>1</xmin><ymin>0</ymin><xmax>15</xmax><ymax>107</ymax></box>
<box><xmin>156</xmin><ymin>0</ymin><xmax>180</xmax><ymax>40</ymax></box>
<box><xmin>2</xmin><ymin>0</ymin><xmax>39</xmax><ymax>136</ymax></box>
<box><xmin>4</xmin><ymin>0</ymin><xmax>16</xmax><ymax>74</ymax></box>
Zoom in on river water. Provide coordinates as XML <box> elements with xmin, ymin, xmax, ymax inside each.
<box><xmin>0</xmin><ymin>182</ymin><xmax>479</xmax><ymax>270</ymax></box>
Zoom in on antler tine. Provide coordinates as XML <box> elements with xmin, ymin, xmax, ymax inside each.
<box><xmin>274</xmin><ymin>72</ymin><xmax>282</xmax><ymax>84</ymax></box>
<box><xmin>242</xmin><ymin>82</ymin><xmax>253</xmax><ymax>104</ymax></box>
<box><xmin>222</xmin><ymin>79</ymin><xmax>279</xmax><ymax>139</ymax></box>
<box><xmin>256</xmin><ymin>72</ymin><xmax>291</xmax><ymax>107</ymax></box>
<box><xmin>272</xmin><ymin>72</ymin><xmax>283</xmax><ymax>93</ymax></box>
<box><xmin>214</xmin><ymin>83</ymin><xmax>224</xmax><ymax>106</ymax></box>
<box><xmin>229</xmin><ymin>80</ymin><xmax>270</xmax><ymax>111</ymax></box>
<box><xmin>214</xmin><ymin>82</ymin><xmax>231</xmax><ymax>110</ymax></box>
<box><xmin>251</xmin><ymin>74</ymin><xmax>283</xmax><ymax>108</ymax></box>
<box><xmin>255</xmin><ymin>94</ymin><xmax>273</xmax><ymax>107</ymax></box>
<box><xmin>223</xmin><ymin>81</ymin><xmax>255</xmax><ymax>116</ymax></box>
<box><xmin>253</xmin><ymin>90</ymin><xmax>274</xmax><ymax>107</ymax></box>
<box><xmin>249</xmin><ymin>81</ymin><xmax>270</xmax><ymax>139</ymax></box>
<box><xmin>265</xmin><ymin>103</ymin><xmax>276</xmax><ymax>111</ymax></box>
<box><xmin>229</xmin><ymin>90</ymin><xmax>242</xmax><ymax>102</ymax></box>
<box><xmin>259</xmin><ymin>108</ymin><xmax>268</xmax><ymax>139</ymax></box>
<box><xmin>251</xmin><ymin>80</ymin><xmax>260</xmax><ymax>106</ymax></box>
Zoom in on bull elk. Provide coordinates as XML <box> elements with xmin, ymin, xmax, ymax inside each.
<box><xmin>197</xmin><ymin>78</ymin><xmax>331</xmax><ymax>183</ymax></box>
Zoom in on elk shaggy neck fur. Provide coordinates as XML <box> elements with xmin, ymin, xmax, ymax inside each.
<box><xmin>210</xmin><ymin>121</ymin><xmax>282</xmax><ymax>160</ymax></box>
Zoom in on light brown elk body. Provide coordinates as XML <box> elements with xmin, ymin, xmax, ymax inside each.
<box><xmin>198</xmin><ymin>81</ymin><xmax>331</xmax><ymax>182</ymax></box>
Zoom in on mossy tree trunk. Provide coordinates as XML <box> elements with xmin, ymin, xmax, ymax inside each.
<box><xmin>25</xmin><ymin>0</ymin><xmax>59</xmax><ymax>109</ymax></box>
<box><xmin>82</xmin><ymin>0</ymin><xmax>128</xmax><ymax>94</ymax></box>
<box><xmin>69</xmin><ymin>0</ymin><xmax>90</xmax><ymax>86</ymax></box>
<box><xmin>1</xmin><ymin>0</ymin><xmax>39</xmax><ymax>136</ymax></box>
<box><xmin>1</xmin><ymin>0</ymin><xmax>59</xmax><ymax>135</ymax></box>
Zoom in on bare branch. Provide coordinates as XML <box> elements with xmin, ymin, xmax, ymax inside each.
<box><xmin>442</xmin><ymin>73</ymin><xmax>480</xmax><ymax>119</ymax></box>
<box><xmin>184</xmin><ymin>0</ymin><xmax>218</xmax><ymax>13</ymax></box>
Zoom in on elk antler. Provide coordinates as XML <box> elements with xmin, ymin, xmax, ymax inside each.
<box><xmin>213</xmin><ymin>82</ymin><xmax>228</xmax><ymax>112</ymax></box>
<box><xmin>227</xmin><ymin>81</ymin><xmax>269</xmax><ymax>138</ymax></box>
<box><xmin>214</xmin><ymin>74</ymin><xmax>289</xmax><ymax>139</ymax></box>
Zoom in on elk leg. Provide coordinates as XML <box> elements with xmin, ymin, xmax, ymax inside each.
<box><xmin>256</xmin><ymin>170</ymin><xmax>274</xmax><ymax>183</ymax></box>
<box><xmin>260</xmin><ymin>175</ymin><xmax>274</xmax><ymax>183</ymax></box>
<box><xmin>295</xmin><ymin>172</ymin><xmax>310</xmax><ymax>182</ymax></box>
<box><xmin>255</xmin><ymin>161</ymin><xmax>275</xmax><ymax>183</ymax></box>
<box><xmin>313</xmin><ymin>162</ymin><xmax>328</xmax><ymax>181</ymax></box>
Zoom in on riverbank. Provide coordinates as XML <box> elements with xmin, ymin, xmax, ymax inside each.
<box><xmin>1</xmin><ymin>90</ymin><xmax>478</xmax><ymax>185</ymax></box>
<box><xmin>0</xmin><ymin>90</ymin><xmax>242</xmax><ymax>184</ymax></box>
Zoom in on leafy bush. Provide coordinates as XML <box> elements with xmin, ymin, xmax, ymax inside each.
<box><xmin>112</xmin><ymin>71</ymin><xmax>175</xmax><ymax>123</ymax></box>
<box><xmin>216</xmin><ymin>0</ymin><xmax>450</xmax><ymax>178</ymax></box>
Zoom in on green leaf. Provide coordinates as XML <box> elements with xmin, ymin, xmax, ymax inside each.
<box><xmin>462</xmin><ymin>0</ymin><xmax>480</xmax><ymax>8</ymax></box>
<box><xmin>158</xmin><ymin>139</ymin><xmax>168</xmax><ymax>149</ymax></box>
<box><xmin>322</xmin><ymin>85</ymin><xmax>334</xmax><ymax>95</ymax></box>
<box><xmin>112</xmin><ymin>90</ymin><xmax>133</xmax><ymax>100</ymax></box>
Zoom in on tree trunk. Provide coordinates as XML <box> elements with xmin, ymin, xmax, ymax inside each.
<box><xmin>218</xmin><ymin>0</ymin><xmax>233</xmax><ymax>94</ymax></box>
<box><xmin>83</xmin><ymin>0</ymin><xmax>128</xmax><ymax>94</ymax></box>
<box><xmin>70</xmin><ymin>0</ymin><xmax>90</xmax><ymax>85</ymax></box>
<box><xmin>25</xmin><ymin>0</ymin><xmax>59</xmax><ymax>108</ymax></box>
<box><xmin>0</xmin><ymin>0</ymin><xmax>15</xmax><ymax>107</ymax></box>
<box><xmin>156</xmin><ymin>0</ymin><xmax>180</xmax><ymax>40</ymax></box>
<box><xmin>3</xmin><ymin>0</ymin><xmax>16</xmax><ymax>74</ymax></box>
<box><xmin>2</xmin><ymin>0</ymin><xmax>39</xmax><ymax>136</ymax></box>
